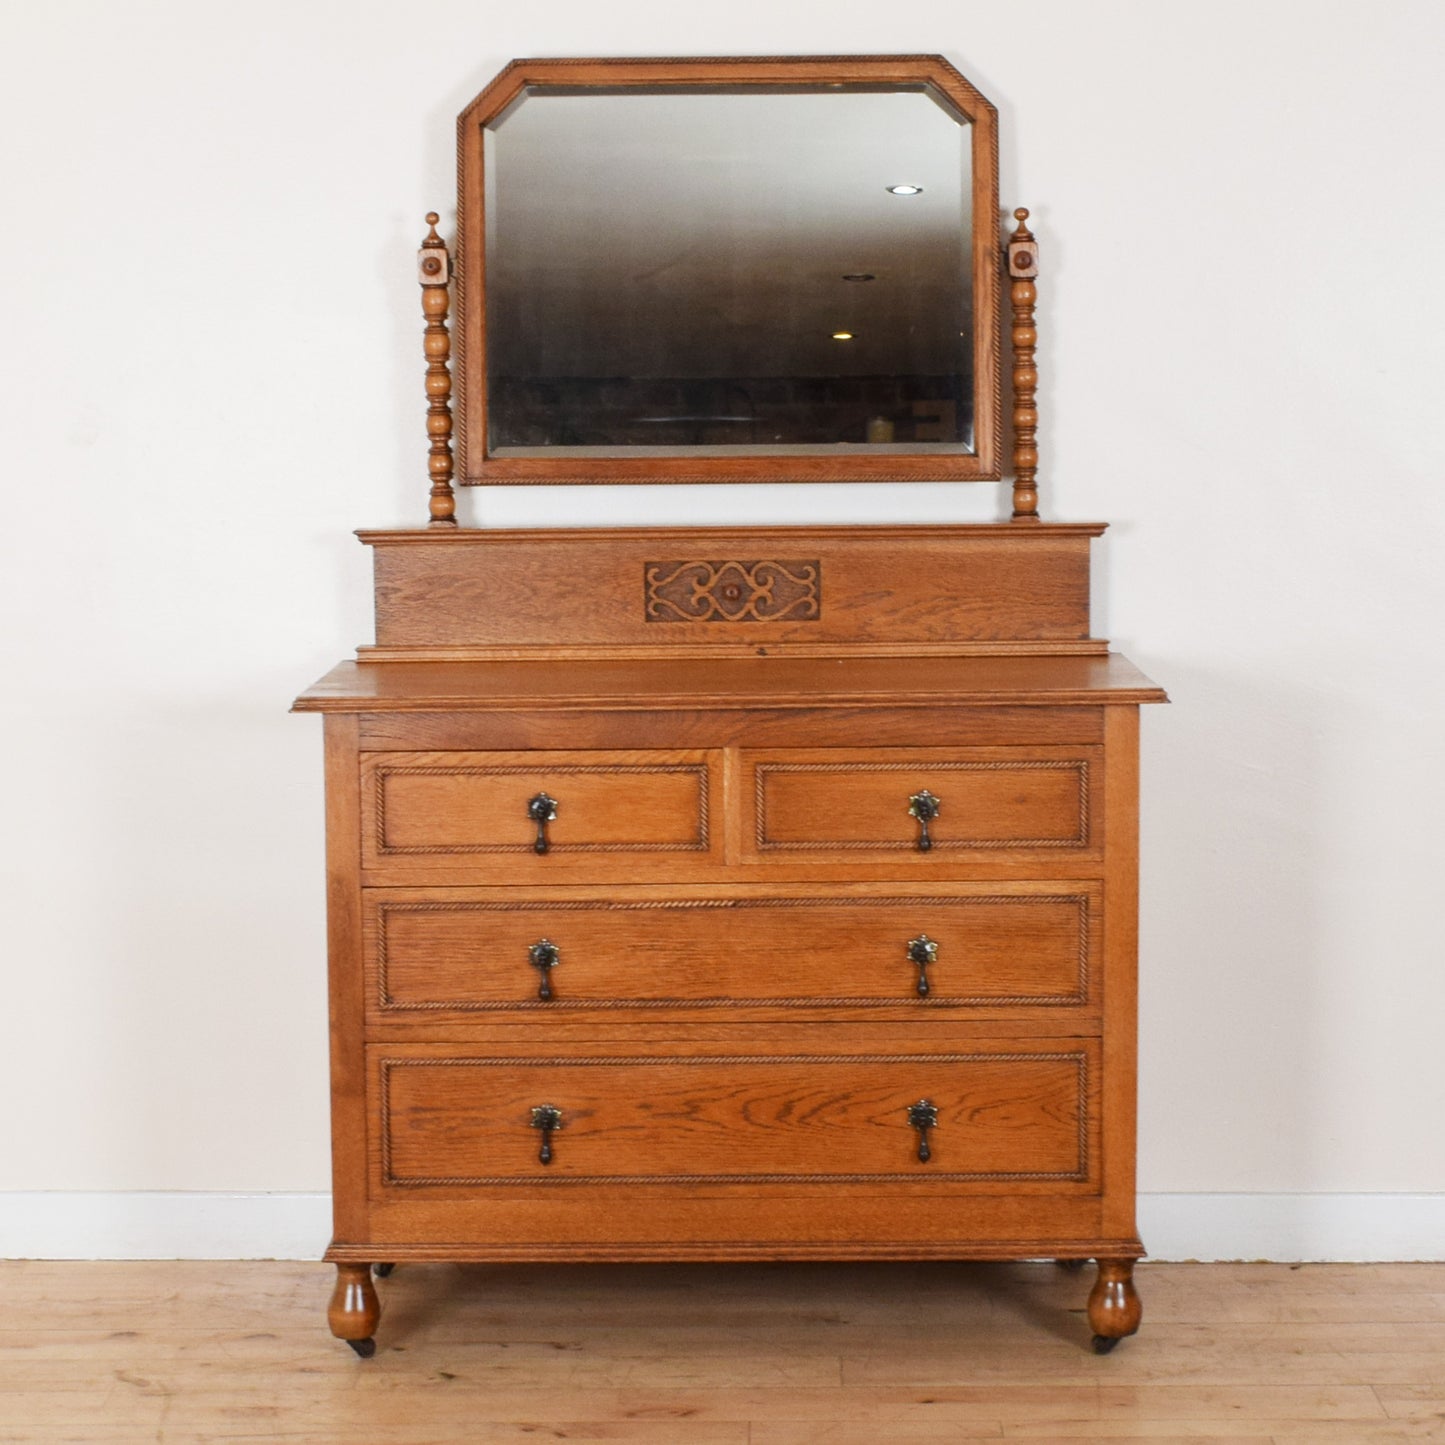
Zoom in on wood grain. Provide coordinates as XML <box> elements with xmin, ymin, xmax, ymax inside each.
<box><xmin>362</xmin><ymin>882</ymin><xmax>1100</xmax><ymax>1017</ymax></box>
<box><xmin>1101</xmin><ymin>706</ymin><xmax>1142</xmax><ymax>1241</ymax></box>
<box><xmin>300</xmin><ymin>660</ymin><xmax>1161</xmax><ymax>1328</ymax></box>
<box><xmin>747</xmin><ymin>746</ymin><xmax>1097</xmax><ymax>857</ymax></box>
<box><xmin>294</xmin><ymin>652</ymin><xmax>1168</xmax><ymax>714</ymax></box>
<box><xmin>1008</xmin><ymin>207</ymin><xmax>1042</xmax><ymax>521</ymax></box>
<box><xmin>322</xmin><ymin>715</ymin><xmax>368</xmax><ymax>1244</ymax></box>
<box><xmin>4</xmin><ymin>1261</ymin><xmax>1442</xmax><ymax>1443</ymax></box>
<box><xmin>360</xmin><ymin>749</ymin><xmax>718</xmax><ymax>867</ymax></box>
<box><xmin>374</xmin><ymin>1047</ymin><xmax>1095</xmax><ymax>1187</ymax></box>
<box><xmin>361</xmin><ymin>525</ymin><xmax>1101</xmax><ymax>657</ymax></box>
<box><xmin>354</xmin><ymin>705</ymin><xmax>1107</xmax><ymax>752</ymax></box>
<box><xmin>296</xmin><ymin>456</ymin><xmax>1164</xmax><ymax>1339</ymax></box>
<box><xmin>417</xmin><ymin>212</ymin><xmax>456</xmax><ymax>527</ymax></box>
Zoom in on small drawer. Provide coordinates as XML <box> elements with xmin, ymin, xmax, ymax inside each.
<box><xmin>363</xmin><ymin>883</ymin><xmax>1099</xmax><ymax>1017</ymax></box>
<box><xmin>372</xmin><ymin>1043</ymin><xmax>1098</xmax><ymax>1189</ymax></box>
<box><xmin>743</xmin><ymin>747</ymin><xmax>1099</xmax><ymax>862</ymax></box>
<box><xmin>360</xmin><ymin>750</ymin><xmax>719</xmax><ymax>876</ymax></box>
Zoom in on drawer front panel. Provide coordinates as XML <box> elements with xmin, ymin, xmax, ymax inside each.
<box><xmin>361</xmin><ymin>750</ymin><xmax>717</xmax><ymax>870</ymax></box>
<box><xmin>364</xmin><ymin>885</ymin><xmax>1099</xmax><ymax>1015</ymax></box>
<box><xmin>745</xmin><ymin>747</ymin><xmax>1099</xmax><ymax>860</ymax></box>
<box><xmin>357</xmin><ymin>706</ymin><xmax>1107</xmax><ymax>754</ymax></box>
<box><xmin>374</xmin><ymin>1046</ymin><xmax>1097</xmax><ymax>1188</ymax></box>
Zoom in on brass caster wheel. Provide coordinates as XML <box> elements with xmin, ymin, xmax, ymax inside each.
<box><xmin>373</xmin><ymin>1263</ymin><xmax>395</xmax><ymax>1278</ymax></box>
<box><xmin>347</xmin><ymin>1336</ymin><xmax>376</xmax><ymax>1359</ymax></box>
<box><xmin>1091</xmin><ymin>1334</ymin><xmax>1120</xmax><ymax>1355</ymax></box>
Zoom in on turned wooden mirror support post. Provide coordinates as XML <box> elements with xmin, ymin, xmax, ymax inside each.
<box><xmin>418</xmin><ymin>212</ymin><xmax>457</xmax><ymax>527</ymax></box>
<box><xmin>1008</xmin><ymin>208</ymin><xmax>1041</xmax><ymax>522</ymax></box>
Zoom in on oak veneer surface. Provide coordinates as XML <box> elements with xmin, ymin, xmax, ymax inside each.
<box><xmin>362</xmin><ymin>525</ymin><xmax>1100</xmax><ymax>651</ymax></box>
<box><xmin>5</xmin><ymin>1260</ymin><xmax>1444</xmax><ymax>1444</ymax></box>
<box><xmin>297</xmin><ymin>514</ymin><xmax>1168</xmax><ymax>1365</ymax></box>
<box><xmin>364</xmin><ymin>882</ymin><xmax>1100</xmax><ymax>1016</ymax></box>
<box><xmin>301</xmin><ymin>645</ymin><xmax>1161</xmax><ymax>1348</ymax></box>
<box><xmin>747</xmin><ymin>746</ymin><xmax>1096</xmax><ymax>852</ymax></box>
<box><xmin>364</xmin><ymin>749</ymin><xmax>714</xmax><ymax>856</ymax></box>
<box><xmin>377</xmin><ymin>1049</ymin><xmax>1093</xmax><ymax>1185</ymax></box>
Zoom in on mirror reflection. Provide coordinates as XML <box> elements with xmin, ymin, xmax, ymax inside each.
<box><xmin>484</xmin><ymin>86</ymin><xmax>975</xmax><ymax>457</ymax></box>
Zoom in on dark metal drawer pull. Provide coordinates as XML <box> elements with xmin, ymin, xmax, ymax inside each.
<box><xmin>906</xmin><ymin>935</ymin><xmax>938</xmax><ymax>997</ymax></box>
<box><xmin>528</xmin><ymin>939</ymin><xmax>561</xmax><ymax>1001</ymax></box>
<box><xmin>907</xmin><ymin>1099</ymin><xmax>939</xmax><ymax>1163</ymax></box>
<box><xmin>526</xmin><ymin>792</ymin><xmax>559</xmax><ymax>854</ymax></box>
<box><xmin>529</xmin><ymin>1105</ymin><xmax>563</xmax><ymax>1164</ymax></box>
<box><xmin>907</xmin><ymin>790</ymin><xmax>941</xmax><ymax>852</ymax></box>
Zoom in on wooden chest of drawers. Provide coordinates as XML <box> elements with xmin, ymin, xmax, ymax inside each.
<box><xmin>297</xmin><ymin>604</ymin><xmax>1165</xmax><ymax>1354</ymax></box>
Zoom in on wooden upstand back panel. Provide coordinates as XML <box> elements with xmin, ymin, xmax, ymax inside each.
<box><xmin>295</xmin><ymin>525</ymin><xmax>1166</xmax><ymax>1355</ymax></box>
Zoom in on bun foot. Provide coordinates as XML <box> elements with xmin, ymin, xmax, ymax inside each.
<box><xmin>1054</xmin><ymin>1258</ymin><xmax>1088</xmax><ymax>1271</ymax></box>
<box><xmin>328</xmin><ymin>1263</ymin><xmax>381</xmax><ymax>1351</ymax></box>
<box><xmin>373</xmin><ymin>1263</ymin><xmax>395</xmax><ymax>1278</ymax></box>
<box><xmin>1087</xmin><ymin>1257</ymin><xmax>1142</xmax><ymax>1352</ymax></box>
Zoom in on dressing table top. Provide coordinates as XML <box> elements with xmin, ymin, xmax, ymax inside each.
<box><xmin>295</xmin><ymin>653</ymin><xmax>1166</xmax><ymax>713</ymax></box>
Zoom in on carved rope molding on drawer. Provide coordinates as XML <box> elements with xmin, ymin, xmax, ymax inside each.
<box><xmin>378</xmin><ymin>1052</ymin><xmax>1090</xmax><ymax>1188</ymax></box>
<box><xmin>372</xmin><ymin>894</ymin><xmax>1091</xmax><ymax>1011</ymax></box>
<box><xmin>754</xmin><ymin>759</ymin><xmax>1090</xmax><ymax>850</ymax></box>
<box><xmin>371</xmin><ymin>763</ymin><xmax>710</xmax><ymax>856</ymax></box>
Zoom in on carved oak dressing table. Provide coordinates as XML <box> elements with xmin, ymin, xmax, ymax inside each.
<box><xmin>293</xmin><ymin>55</ymin><xmax>1166</xmax><ymax>1357</ymax></box>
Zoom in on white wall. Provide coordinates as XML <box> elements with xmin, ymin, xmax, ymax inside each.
<box><xmin>3</xmin><ymin>0</ymin><xmax>1443</xmax><ymax>1257</ymax></box>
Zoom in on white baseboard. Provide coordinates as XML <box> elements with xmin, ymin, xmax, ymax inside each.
<box><xmin>1</xmin><ymin>1192</ymin><xmax>1441</xmax><ymax>1262</ymax></box>
<box><xmin>1138</xmin><ymin>1193</ymin><xmax>1445</xmax><ymax>1262</ymax></box>
<box><xmin>0</xmin><ymin>1192</ymin><xmax>333</xmax><ymax>1261</ymax></box>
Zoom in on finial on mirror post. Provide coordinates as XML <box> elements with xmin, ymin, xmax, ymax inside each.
<box><xmin>1007</xmin><ymin>208</ymin><xmax>1041</xmax><ymax>522</ymax></box>
<box><xmin>419</xmin><ymin>211</ymin><xmax>457</xmax><ymax>527</ymax></box>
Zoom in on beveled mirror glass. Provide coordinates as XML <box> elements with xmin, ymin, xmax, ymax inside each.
<box><xmin>457</xmin><ymin>58</ymin><xmax>1000</xmax><ymax>483</ymax></box>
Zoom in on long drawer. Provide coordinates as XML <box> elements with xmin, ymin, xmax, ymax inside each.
<box><xmin>372</xmin><ymin>1043</ymin><xmax>1099</xmax><ymax>1190</ymax></box>
<box><xmin>362</xmin><ymin>883</ymin><xmax>1100</xmax><ymax>1019</ymax></box>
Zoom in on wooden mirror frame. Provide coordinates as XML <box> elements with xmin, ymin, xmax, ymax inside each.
<box><xmin>453</xmin><ymin>55</ymin><xmax>1002</xmax><ymax>486</ymax></box>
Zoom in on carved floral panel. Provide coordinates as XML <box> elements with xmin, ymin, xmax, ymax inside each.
<box><xmin>644</xmin><ymin>559</ymin><xmax>821</xmax><ymax>624</ymax></box>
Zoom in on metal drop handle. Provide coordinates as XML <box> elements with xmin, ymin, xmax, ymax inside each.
<box><xmin>530</xmin><ymin>1105</ymin><xmax>562</xmax><ymax>1165</ymax></box>
<box><xmin>907</xmin><ymin>790</ymin><xmax>941</xmax><ymax>852</ymax></box>
<box><xmin>907</xmin><ymin>1099</ymin><xmax>939</xmax><ymax>1163</ymax></box>
<box><xmin>906</xmin><ymin>935</ymin><xmax>938</xmax><ymax>997</ymax></box>
<box><xmin>529</xmin><ymin>939</ymin><xmax>560</xmax><ymax>1000</ymax></box>
<box><xmin>527</xmin><ymin>792</ymin><xmax>559</xmax><ymax>854</ymax></box>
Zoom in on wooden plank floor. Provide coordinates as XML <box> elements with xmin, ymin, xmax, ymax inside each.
<box><xmin>2</xmin><ymin>1261</ymin><xmax>1444</xmax><ymax>1442</ymax></box>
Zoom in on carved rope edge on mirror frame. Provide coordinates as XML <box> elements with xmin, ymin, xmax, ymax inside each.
<box><xmin>449</xmin><ymin>55</ymin><xmax>1003</xmax><ymax>487</ymax></box>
